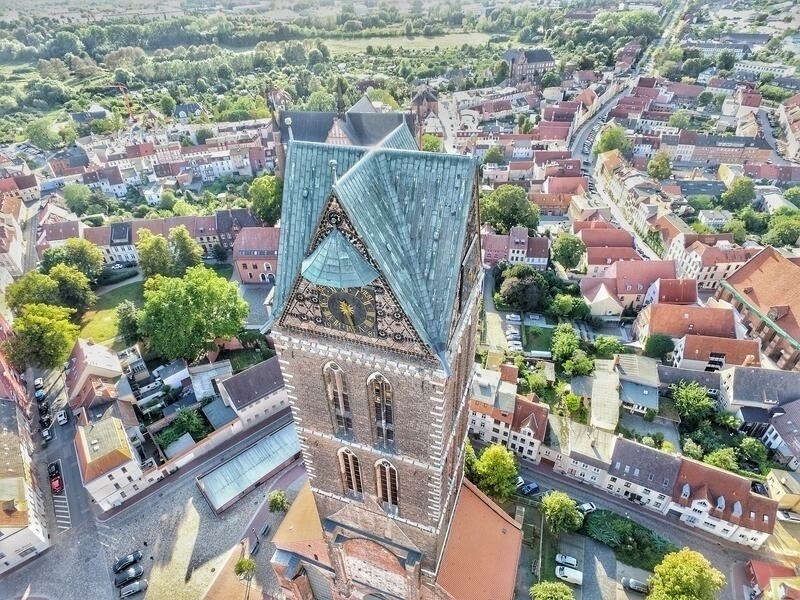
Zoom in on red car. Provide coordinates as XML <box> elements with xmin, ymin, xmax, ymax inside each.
<box><xmin>50</xmin><ymin>474</ymin><xmax>63</xmax><ymax>494</ymax></box>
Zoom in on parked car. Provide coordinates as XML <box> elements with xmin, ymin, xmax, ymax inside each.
<box><xmin>621</xmin><ymin>577</ymin><xmax>650</xmax><ymax>594</ymax></box>
<box><xmin>39</xmin><ymin>416</ymin><xmax>52</xmax><ymax>429</ymax></box>
<box><xmin>505</xmin><ymin>313</ymin><xmax>521</xmax><ymax>323</ymax></box>
<box><xmin>521</xmin><ymin>482</ymin><xmax>540</xmax><ymax>496</ymax></box>
<box><xmin>48</xmin><ymin>462</ymin><xmax>59</xmax><ymax>478</ymax></box>
<box><xmin>556</xmin><ymin>566</ymin><xmax>583</xmax><ymax>585</ymax></box>
<box><xmin>34</xmin><ymin>377</ymin><xmax>44</xmax><ymax>389</ymax></box>
<box><xmin>515</xmin><ymin>476</ymin><xmax>525</xmax><ymax>489</ymax></box>
<box><xmin>778</xmin><ymin>510</ymin><xmax>800</xmax><ymax>522</ymax></box>
<box><xmin>38</xmin><ymin>402</ymin><xmax>50</xmax><ymax>416</ymax></box>
<box><xmin>555</xmin><ymin>554</ymin><xmax>579</xmax><ymax>568</ymax></box>
<box><xmin>114</xmin><ymin>565</ymin><xmax>144</xmax><ymax>588</ymax></box>
<box><xmin>41</xmin><ymin>428</ymin><xmax>52</xmax><ymax>443</ymax></box>
<box><xmin>578</xmin><ymin>502</ymin><xmax>597</xmax><ymax>514</ymax></box>
<box><xmin>119</xmin><ymin>579</ymin><xmax>148</xmax><ymax>598</ymax></box>
<box><xmin>34</xmin><ymin>389</ymin><xmax>46</xmax><ymax>401</ymax></box>
<box><xmin>111</xmin><ymin>263</ymin><xmax>125</xmax><ymax>270</ymax></box>
<box><xmin>113</xmin><ymin>550</ymin><xmax>144</xmax><ymax>574</ymax></box>
<box><xmin>50</xmin><ymin>474</ymin><xmax>63</xmax><ymax>494</ymax></box>
<box><xmin>56</xmin><ymin>410</ymin><xmax>69</xmax><ymax>426</ymax></box>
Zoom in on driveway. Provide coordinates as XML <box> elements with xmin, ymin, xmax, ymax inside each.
<box><xmin>616</xmin><ymin>563</ymin><xmax>653</xmax><ymax>599</ymax></box>
<box><xmin>482</xmin><ymin>268</ymin><xmax>508</xmax><ymax>350</ymax></box>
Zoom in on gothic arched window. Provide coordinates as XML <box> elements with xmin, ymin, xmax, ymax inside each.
<box><xmin>338</xmin><ymin>448</ymin><xmax>363</xmax><ymax>497</ymax></box>
<box><xmin>324</xmin><ymin>362</ymin><xmax>352</xmax><ymax>437</ymax></box>
<box><xmin>376</xmin><ymin>460</ymin><xmax>399</xmax><ymax>512</ymax></box>
<box><xmin>369</xmin><ymin>374</ymin><xmax>394</xmax><ymax>449</ymax></box>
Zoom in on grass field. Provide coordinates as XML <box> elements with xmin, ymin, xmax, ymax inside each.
<box><xmin>524</xmin><ymin>326</ymin><xmax>555</xmax><ymax>353</ymax></box>
<box><xmin>324</xmin><ymin>32</ymin><xmax>492</xmax><ymax>55</ymax></box>
<box><xmin>80</xmin><ymin>281</ymin><xmax>144</xmax><ymax>344</ymax></box>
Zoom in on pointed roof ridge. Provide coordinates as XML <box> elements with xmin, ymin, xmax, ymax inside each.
<box><xmin>300</xmin><ymin>228</ymin><xmax>379</xmax><ymax>288</ymax></box>
<box><xmin>347</xmin><ymin>95</ymin><xmax>378</xmax><ymax>114</ymax></box>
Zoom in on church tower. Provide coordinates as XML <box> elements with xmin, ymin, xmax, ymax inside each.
<box><xmin>268</xmin><ymin>124</ymin><xmax>485</xmax><ymax>600</ymax></box>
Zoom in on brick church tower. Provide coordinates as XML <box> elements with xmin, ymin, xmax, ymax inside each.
<box><xmin>267</xmin><ymin>124</ymin><xmax>519</xmax><ymax>600</ymax></box>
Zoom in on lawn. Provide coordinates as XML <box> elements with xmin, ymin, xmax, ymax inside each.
<box><xmin>210</xmin><ymin>262</ymin><xmax>233</xmax><ymax>280</ymax></box>
<box><xmin>80</xmin><ymin>281</ymin><xmax>144</xmax><ymax>344</ymax></box>
<box><xmin>523</xmin><ymin>326</ymin><xmax>555</xmax><ymax>353</ymax></box>
<box><xmin>323</xmin><ymin>32</ymin><xmax>491</xmax><ymax>55</ymax></box>
<box><xmin>226</xmin><ymin>348</ymin><xmax>264</xmax><ymax>373</ymax></box>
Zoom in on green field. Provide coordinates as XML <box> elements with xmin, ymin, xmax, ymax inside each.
<box><xmin>324</xmin><ymin>32</ymin><xmax>491</xmax><ymax>55</ymax></box>
<box><xmin>80</xmin><ymin>281</ymin><xmax>144</xmax><ymax>345</ymax></box>
<box><xmin>524</xmin><ymin>326</ymin><xmax>555</xmax><ymax>353</ymax></box>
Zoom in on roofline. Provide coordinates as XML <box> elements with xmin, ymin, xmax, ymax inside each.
<box><xmin>720</xmin><ymin>280</ymin><xmax>800</xmax><ymax>350</ymax></box>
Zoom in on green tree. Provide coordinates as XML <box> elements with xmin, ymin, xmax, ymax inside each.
<box><xmin>234</xmin><ymin>557</ymin><xmax>257</xmax><ymax>580</ymax></box>
<box><xmin>500</xmin><ymin>274</ymin><xmax>546</xmax><ymax>312</ymax></box>
<box><xmin>482</xmin><ymin>145</ymin><xmax>505</xmax><ymax>165</ymax></box>
<box><xmin>723</xmin><ymin>219</ymin><xmax>747</xmax><ymax>243</ymax></box>
<box><xmin>643</xmin><ymin>333</ymin><xmax>674</xmax><ymax>359</ymax></box>
<box><xmin>159</xmin><ymin>190</ymin><xmax>177</xmax><ymax>211</ymax></box>
<box><xmin>763</xmin><ymin>214</ymin><xmax>800</xmax><ymax>247</ymax></box>
<box><xmin>595</xmin><ymin>124</ymin><xmax>632</xmax><ymax>155</ymax></box>
<box><xmin>268</xmin><ymin>489</ymin><xmax>291</xmax><ymax>513</ymax></box>
<box><xmin>563</xmin><ymin>349</ymin><xmax>594</xmax><ymax>376</ymax></box>
<box><xmin>721</xmin><ymin>177</ymin><xmax>755</xmax><ymax>211</ymax></box>
<box><xmin>138</xmin><ymin>266</ymin><xmax>249</xmax><ymax>361</ymax></box>
<box><xmin>421</xmin><ymin>133</ymin><xmax>442</xmax><ymax>152</ymax></box>
<box><xmin>649</xmin><ymin>548</ymin><xmax>725</xmax><ymax>600</ymax></box>
<box><xmin>716</xmin><ymin>51</ymin><xmax>735</xmax><ymax>70</ymax></box>
<box><xmin>550</xmin><ymin>294</ymin><xmax>575</xmax><ymax>317</ymax></box>
<box><xmin>160</xmin><ymin>94</ymin><xmax>176</xmax><ymax>117</ymax></box>
<box><xmin>593</xmin><ymin>335</ymin><xmax>623</xmax><ymax>358</ymax></box>
<box><xmin>116</xmin><ymin>300</ymin><xmax>140</xmax><ymax>344</ymax></box>
<box><xmin>464</xmin><ymin>440</ymin><xmax>479</xmax><ymax>482</ymax></box>
<box><xmin>551</xmin><ymin>233</ymin><xmax>586</xmax><ymax>269</ymax></box>
<box><xmin>647</xmin><ymin>151</ymin><xmax>672</xmax><ymax>180</ymax></box>
<box><xmin>784</xmin><ymin>186</ymin><xmax>800</xmax><ymax>208</ymax></box>
<box><xmin>25</xmin><ymin>118</ymin><xmax>60</xmax><ymax>150</ymax></box>
<box><xmin>480</xmin><ymin>185</ymin><xmax>540</xmax><ymax>234</ymax></box>
<box><xmin>174</xmin><ymin>408</ymin><xmax>207</xmax><ymax>439</ymax></box>
<box><xmin>697</xmin><ymin>91</ymin><xmax>713</xmax><ymax>106</ymax></box>
<box><xmin>62</xmin><ymin>183</ymin><xmax>93</xmax><ymax>216</ymax></box>
<box><xmin>529</xmin><ymin>581</ymin><xmax>574</xmax><ymax>600</ymax></box>
<box><xmin>671</xmin><ymin>380</ymin><xmax>714</xmax><ymax>427</ymax></box>
<box><xmin>540</xmin><ymin>71</ymin><xmax>562</xmax><ymax>88</ymax></box>
<box><xmin>541</xmin><ymin>491</ymin><xmax>583</xmax><ymax>535</ymax></box>
<box><xmin>196</xmin><ymin>127</ymin><xmax>215</xmax><ymax>145</ymax></box>
<box><xmin>6</xmin><ymin>272</ymin><xmax>60</xmax><ymax>314</ymax></box>
<box><xmin>212</xmin><ymin>243</ymin><xmax>228</xmax><ymax>261</ymax></box>
<box><xmin>249</xmin><ymin>174</ymin><xmax>283</xmax><ymax>225</ymax></box>
<box><xmin>668</xmin><ymin>110</ymin><xmax>692</xmax><ymax>130</ymax></box>
<box><xmin>2</xmin><ymin>304</ymin><xmax>79</xmax><ymax>370</ymax></box>
<box><xmin>306</xmin><ymin>90</ymin><xmax>336</xmax><ymax>111</ymax></box>
<box><xmin>169</xmin><ymin>225</ymin><xmax>203</xmax><ymax>276</ymax></box>
<box><xmin>703</xmin><ymin>447</ymin><xmax>738</xmax><ymax>471</ymax></box>
<box><xmin>682</xmin><ymin>438</ymin><xmax>704</xmax><ymax>460</ymax></box>
<box><xmin>551</xmin><ymin>323</ymin><xmax>580</xmax><ymax>363</ymax></box>
<box><xmin>474</xmin><ymin>444</ymin><xmax>518</xmax><ymax>501</ymax></box>
<box><xmin>41</xmin><ymin>238</ymin><xmax>104</xmax><ymax>281</ymax></box>
<box><xmin>48</xmin><ymin>264</ymin><xmax>96</xmax><ymax>312</ymax></box>
<box><xmin>738</xmin><ymin>437</ymin><xmax>768</xmax><ymax>465</ymax></box>
<box><xmin>136</xmin><ymin>229</ymin><xmax>174</xmax><ymax>278</ymax></box>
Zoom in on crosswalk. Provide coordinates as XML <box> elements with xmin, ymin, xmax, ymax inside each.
<box><xmin>52</xmin><ymin>493</ymin><xmax>71</xmax><ymax>532</ymax></box>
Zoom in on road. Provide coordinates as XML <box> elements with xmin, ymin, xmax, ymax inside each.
<box><xmin>21</xmin><ymin>205</ymin><xmax>40</xmax><ymax>274</ymax></box>
<box><xmin>519</xmin><ymin>460</ymin><xmax>762</xmax><ymax>600</ymax></box>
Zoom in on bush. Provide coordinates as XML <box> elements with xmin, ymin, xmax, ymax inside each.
<box><xmin>97</xmin><ymin>267</ymin><xmax>139</xmax><ymax>286</ymax></box>
<box><xmin>643</xmin><ymin>408</ymin><xmax>657</xmax><ymax>422</ymax></box>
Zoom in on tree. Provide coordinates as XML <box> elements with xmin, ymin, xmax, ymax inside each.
<box><xmin>551</xmin><ymin>234</ymin><xmax>585</xmax><ymax>269</ymax></box>
<box><xmin>593</xmin><ymin>335</ymin><xmax>623</xmax><ymax>359</ymax></box>
<box><xmin>540</xmin><ymin>71</ymin><xmax>562</xmax><ymax>89</ymax></box>
<box><xmin>784</xmin><ymin>186</ymin><xmax>800</xmax><ymax>208</ymax></box>
<box><xmin>721</xmin><ymin>177</ymin><xmax>755</xmax><ymax>211</ymax></box>
<box><xmin>668</xmin><ymin>110</ymin><xmax>692</xmax><ymax>130</ymax></box>
<box><xmin>474</xmin><ymin>444</ymin><xmax>518</xmax><ymax>501</ymax></box>
<box><xmin>306</xmin><ymin>90</ymin><xmax>336</xmax><ymax>111</ymax></box>
<box><xmin>212</xmin><ymin>243</ymin><xmax>228</xmax><ymax>261</ymax></box>
<box><xmin>464</xmin><ymin>440</ymin><xmax>479</xmax><ymax>482</ymax></box>
<box><xmin>234</xmin><ymin>556</ymin><xmax>257</xmax><ymax>580</ymax></box>
<box><xmin>6</xmin><ymin>272</ymin><xmax>60</xmax><ymax>314</ymax></box>
<box><xmin>2</xmin><ymin>304</ymin><xmax>78</xmax><ymax>370</ymax></box>
<box><xmin>697</xmin><ymin>91</ymin><xmax>713</xmax><ymax>106</ymax></box>
<box><xmin>649</xmin><ymin>548</ymin><xmax>725</xmax><ymax>600</ymax></box>
<box><xmin>249</xmin><ymin>174</ymin><xmax>283</xmax><ymax>226</ymax></box>
<box><xmin>716</xmin><ymin>50</ymin><xmax>735</xmax><ymax>70</ymax></box>
<box><xmin>563</xmin><ymin>349</ymin><xmax>594</xmax><ymax>376</ymax></box>
<box><xmin>48</xmin><ymin>264</ymin><xmax>96</xmax><ymax>312</ymax></box>
<box><xmin>529</xmin><ymin>581</ymin><xmax>574</xmax><ymax>600</ymax></box>
<box><xmin>480</xmin><ymin>185</ymin><xmax>540</xmax><ymax>234</ymax></box>
<box><xmin>41</xmin><ymin>238</ymin><xmax>104</xmax><ymax>281</ymax></box>
<box><xmin>169</xmin><ymin>225</ymin><xmax>203</xmax><ymax>276</ymax></box>
<box><xmin>682</xmin><ymin>438</ymin><xmax>704</xmax><ymax>460</ymax></box>
<box><xmin>160</xmin><ymin>95</ymin><xmax>176</xmax><ymax>117</ymax></box>
<box><xmin>647</xmin><ymin>151</ymin><xmax>672</xmax><ymax>180</ymax></box>
<box><xmin>421</xmin><ymin>134</ymin><xmax>442</xmax><ymax>152</ymax></box>
<box><xmin>763</xmin><ymin>214</ymin><xmax>800</xmax><ymax>247</ymax></box>
<box><xmin>500</xmin><ymin>271</ymin><xmax>548</xmax><ymax>312</ymax></box>
<box><xmin>268</xmin><ymin>489</ymin><xmax>291</xmax><ymax>513</ymax></box>
<box><xmin>671</xmin><ymin>380</ymin><xmax>714</xmax><ymax>427</ymax></box>
<box><xmin>550</xmin><ymin>294</ymin><xmax>575</xmax><ymax>317</ymax></box>
<box><xmin>723</xmin><ymin>219</ymin><xmax>747</xmax><ymax>243</ymax></box>
<box><xmin>595</xmin><ymin>124</ymin><xmax>632</xmax><ymax>155</ymax></box>
<box><xmin>138</xmin><ymin>266</ymin><xmax>249</xmax><ymax>360</ymax></box>
<box><xmin>62</xmin><ymin>183</ymin><xmax>93</xmax><ymax>216</ymax></box>
<box><xmin>738</xmin><ymin>437</ymin><xmax>768</xmax><ymax>465</ymax></box>
<box><xmin>195</xmin><ymin>127</ymin><xmax>214</xmax><ymax>145</ymax></box>
<box><xmin>25</xmin><ymin>118</ymin><xmax>60</xmax><ymax>150</ymax></box>
<box><xmin>117</xmin><ymin>300</ymin><xmax>140</xmax><ymax>344</ymax></box>
<box><xmin>137</xmin><ymin>229</ymin><xmax>173</xmax><ymax>278</ymax></box>
<box><xmin>643</xmin><ymin>333</ymin><xmax>674</xmax><ymax>359</ymax></box>
<box><xmin>551</xmin><ymin>323</ymin><xmax>580</xmax><ymax>363</ymax></box>
<box><xmin>482</xmin><ymin>145</ymin><xmax>505</xmax><ymax>165</ymax></box>
<box><xmin>703</xmin><ymin>447</ymin><xmax>738</xmax><ymax>471</ymax></box>
<box><xmin>541</xmin><ymin>491</ymin><xmax>583</xmax><ymax>535</ymax></box>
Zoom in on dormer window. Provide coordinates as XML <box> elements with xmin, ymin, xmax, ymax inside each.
<box><xmin>681</xmin><ymin>483</ymin><xmax>690</xmax><ymax>498</ymax></box>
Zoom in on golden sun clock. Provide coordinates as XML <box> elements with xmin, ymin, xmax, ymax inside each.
<box><xmin>319</xmin><ymin>286</ymin><xmax>377</xmax><ymax>336</ymax></box>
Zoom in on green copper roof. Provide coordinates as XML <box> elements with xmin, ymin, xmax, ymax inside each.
<box><xmin>300</xmin><ymin>228</ymin><xmax>379</xmax><ymax>288</ymax></box>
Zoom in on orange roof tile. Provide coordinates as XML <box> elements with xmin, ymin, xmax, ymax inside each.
<box><xmin>437</xmin><ymin>480</ymin><xmax>521</xmax><ymax>600</ymax></box>
<box><xmin>680</xmin><ymin>334</ymin><xmax>760</xmax><ymax>366</ymax></box>
<box><xmin>608</xmin><ymin>259</ymin><xmax>676</xmax><ymax>294</ymax></box>
<box><xmin>637</xmin><ymin>304</ymin><xmax>737</xmax><ymax>339</ymax></box>
<box><xmin>651</xmin><ymin>278</ymin><xmax>698</xmax><ymax>304</ymax></box>
<box><xmin>572</xmin><ymin>220</ymin><xmax>615</xmax><ymax>233</ymax></box>
<box><xmin>578</xmin><ymin>228</ymin><xmax>634</xmax><ymax>248</ymax></box>
<box><xmin>586</xmin><ymin>247</ymin><xmax>641</xmax><ymax>265</ymax></box>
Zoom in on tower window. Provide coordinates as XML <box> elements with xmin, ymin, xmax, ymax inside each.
<box><xmin>324</xmin><ymin>362</ymin><xmax>352</xmax><ymax>437</ymax></box>
<box><xmin>370</xmin><ymin>374</ymin><xmax>394</xmax><ymax>450</ymax></box>
<box><xmin>376</xmin><ymin>460</ymin><xmax>399</xmax><ymax>513</ymax></box>
<box><xmin>338</xmin><ymin>448</ymin><xmax>363</xmax><ymax>498</ymax></box>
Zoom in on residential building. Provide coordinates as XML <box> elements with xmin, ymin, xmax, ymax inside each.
<box><xmin>606</xmin><ymin>437</ymin><xmax>680</xmax><ymax>513</ymax></box>
<box><xmin>744</xmin><ymin>560</ymin><xmax>799</xmax><ymax>600</ymax></box>
<box><xmin>666</xmin><ymin>233</ymin><xmax>758</xmax><ymax>290</ymax></box>
<box><xmin>580</xmin><ymin>259</ymin><xmax>676</xmax><ymax>316</ymax></box>
<box><xmin>633</xmin><ymin>303</ymin><xmax>737</xmax><ymax>341</ymax></box>
<box><xmin>173</xmin><ymin>102</ymin><xmax>205</xmax><ymax>121</ymax></box>
<box><xmin>780</xmin><ymin>93</ymin><xmax>800</xmax><ymax>159</ymax></box>
<box><xmin>716</xmin><ymin>247</ymin><xmax>800</xmax><ymax>371</ymax></box>
<box><xmin>657</xmin><ymin>131</ymin><xmax>773</xmax><ymax>164</ymax></box>
<box><xmin>642</xmin><ymin>277</ymin><xmax>698</xmax><ymax>306</ymax></box>
<box><xmin>479</xmin><ymin>225</ymin><xmax>548</xmax><ymax>269</ymax></box>
<box><xmin>669</xmin><ymin>458</ymin><xmax>777</xmax><ymax>549</ymax></box>
<box><xmin>216</xmin><ymin>356</ymin><xmax>288</xmax><ymax>428</ymax></box>
<box><xmin>541</xmin><ymin>418</ymin><xmax>616</xmax><ymax>488</ymax></box>
<box><xmin>75</xmin><ymin>412</ymin><xmax>144</xmax><ymax>511</ymax></box>
<box><xmin>65</xmin><ymin>338</ymin><xmax>134</xmax><ymax>410</ymax></box>
<box><xmin>268</xmin><ymin>126</ymin><xmax>520</xmax><ymax>599</ymax></box>
<box><xmin>762</xmin><ymin>398</ymin><xmax>800</xmax><ymax>471</ymax></box>
<box><xmin>0</xmin><ymin>399</ymin><xmax>50</xmax><ymax>575</ymax></box>
<box><xmin>717</xmin><ymin>365</ymin><xmax>800</xmax><ymax>414</ymax></box>
<box><xmin>503</xmin><ymin>48</ymin><xmax>556</xmax><ymax>81</ymax></box>
<box><xmin>734</xmin><ymin>61</ymin><xmax>795</xmax><ymax>78</ymax></box>
<box><xmin>698</xmin><ymin>209</ymin><xmax>733</xmax><ymax>229</ymax></box>
<box><xmin>682</xmin><ymin>40</ymin><xmax>751</xmax><ymax>59</ymax></box>
<box><xmin>613</xmin><ymin>354</ymin><xmax>661</xmax><ymax>414</ymax></box>
<box><xmin>764</xmin><ymin>469</ymin><xmax>800</xmax><ymax>511</ymax></box>
<box><xmin>672</xmin><ymin>335</ymin><xmax>760</xmax><ymax>371</ymax></box>
<box><xmin>233</xmin><ymin>226</ymin><xmax>280</xmax><ymax>283</ymax></box>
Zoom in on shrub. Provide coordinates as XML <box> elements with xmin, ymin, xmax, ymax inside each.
<box><xmin>643</xmin><ymin>408</ymin><xmax>657</xmax><ymax>422</ymax></box>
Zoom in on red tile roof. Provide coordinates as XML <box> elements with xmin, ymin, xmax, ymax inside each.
<box><xmin>608</xmin><ymin>259</ymin><xmax>676</xmax><ymax>295</ymax></box>
<box><xmin>636</xmin><ymin>304</ymin><xmax>737</xmax><ymax>339</ymax></box>
<box><xmin>572</xmin><ymin>220</ymin><xmax>615</xmax><ymax>233</ymax></box>
<box><xmin>586</xmin><ymin>246</ymin><xmax>641</xmax><ymax>265</ymax></box>
<box><xmin>512</xmin><ymin>397</ymin><xmax>549</xmax><ymax>440</ymax></box>
<box><xmin>651</xmin><ymin>278</ymin><xmax>698</xmax><ymax>304</ymax></box>
<box><xmin>578</xmin><ymin>228</ymin><xmax>634</xmax><ymax>248</ymax></box>
<box><xmin>746</xmin><ymin>560</ymin><xmax>796</xmax><ymax>591</ymax></box>
<box><xmin>499</xmin><ymin>364</ymin><xmax>518</xmax><ymax>384</ymax></box>
<box><xmin>526</xmin><ymin>236</ymin><xmax>549</xmax><ymax>259</ymax></box>
<box><xmin>680</xmin><ymin>334</ymin><xmax>760</xmax><ymax>367</ymax></box>
<box><xmin>232</xmin><ymin>226</ymin><xmax>280</xmax><ymax>256</ymax></box>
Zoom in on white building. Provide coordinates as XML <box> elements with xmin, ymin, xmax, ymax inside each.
<box><xmin>762</xmin><ymin>398</ymin><xmax>800</xmax><ymax>471</ymax></box>
<box><xmin>734</xmin><ymin>61</ymin><xmax>795</xmax><ymax>78</ymax></box>
<box><xmin>217</xmin><ymin>356</ymin><xmax>290</xmax><ymax>429</ymax></box>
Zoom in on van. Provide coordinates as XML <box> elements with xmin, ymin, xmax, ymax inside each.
<box><xmin>556</xmin><ymin>566</ymin><xmax>583</xmax><ymax>585</ymax></box>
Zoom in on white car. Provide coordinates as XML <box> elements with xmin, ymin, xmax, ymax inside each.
<box><xmin>34</xmin><ymin>377</ymin><xmax>44</xmax><ymax>390</ymax></box>
<box><xmin>56</xmin><ymin>410</ymin><xmax>69</xmax><ymax>426</ymax></box>
<box><xmin>504</xmin><ymin>314</ymin><xmax>521</xmax><ymax>323</ymax></box>
<box><xmin>555</xmin><ymin>554</ymin><xmax>578</xmax><ymax>568</ymax></box>
<box><xmin>578</xmin><ymin>502</ymin><xmax>597</xmax><ymax>514</ymax></box>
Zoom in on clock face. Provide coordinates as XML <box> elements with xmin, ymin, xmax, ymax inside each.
<box><xmin>319</xmin><ymin>287</ymin><xmax>377</xmax><ymax>335</ymax></box>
